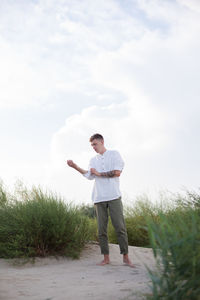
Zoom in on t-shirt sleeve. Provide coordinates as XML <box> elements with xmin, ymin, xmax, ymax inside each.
<box><xmin>82</xmin><ymin>158</ymin><xmax>95</xmax><ymax>180</ymax></box>
<box><xmin>113</xmin><ymin>151</ymin><xmax>124</xmax><ymax>171</ymax></box>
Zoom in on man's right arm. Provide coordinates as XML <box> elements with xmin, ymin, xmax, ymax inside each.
<box><xmin>67</xmin><ymin>160</ymin><xmax>87</xmax><ymax>175</ymax></box>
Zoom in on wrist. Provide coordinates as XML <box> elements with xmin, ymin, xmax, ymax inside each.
<box><xmin>94</xmin><ymin>171</ymin><xmax>101</xmax><ymax>176</ymax></box>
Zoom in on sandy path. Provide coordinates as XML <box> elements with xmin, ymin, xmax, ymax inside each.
<box><xmin>0</xmin><ymin>243</ymin><xmax>156</xmax><ymax>300</ymax></box>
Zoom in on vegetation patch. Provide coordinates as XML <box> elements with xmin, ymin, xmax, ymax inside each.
<box><xmin>0</xmin><ymin>182</ymin><xmax>90</xmax><ymax>259</ymax></box>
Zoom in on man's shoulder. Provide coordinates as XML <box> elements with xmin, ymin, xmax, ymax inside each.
<box><xmin>105</xmin><ymin>150</ymin><xmax>123</xmax><ymax>160</ymax></box>
<box><xmin>107</xmin><ymin>149</ymin><xmax>121</xmax><ymax>156</ymax></box>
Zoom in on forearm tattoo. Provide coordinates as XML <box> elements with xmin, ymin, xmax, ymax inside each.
<box><xmin>100</xmin><ymin>170</ymin><xmax>116</xmax><ymax>177</ymax></box>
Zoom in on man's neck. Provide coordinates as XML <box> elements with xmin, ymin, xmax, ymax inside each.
<box><xmin>99</xmin><ymin>147</ymin><xmax>107</xmax><ymax>155</ymax></box>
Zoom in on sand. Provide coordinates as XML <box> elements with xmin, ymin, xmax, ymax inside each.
<box><xmin>0</xmin><ymin>243</ymin><xmax>156</xmax><ymax>300</ymax></box>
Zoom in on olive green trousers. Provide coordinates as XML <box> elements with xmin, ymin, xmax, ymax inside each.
<box><xmin>95</xmin><ymin>197</ymin><xmax>128</xmax><ymax>255</ymax></box>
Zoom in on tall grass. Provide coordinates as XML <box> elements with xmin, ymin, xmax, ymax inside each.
<box><xmin>124</xmin><ymin>197</ymin><xmax>160</xmax><ymax>247</ymax></box>
<box><xmin>146</xmin><ymin>190</ymin><xmax>200</xmax><ymax>300</ymax></box>
<box><xmin>0</xmin><ymin>180</ymin><xmax>9</xmax><ymax>206</ymax></box>
<box><xmin>0</xmin><ymin>183</ymin><xmax>90</xmax><ymax>259</ymax></box>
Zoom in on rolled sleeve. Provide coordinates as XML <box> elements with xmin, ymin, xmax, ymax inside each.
<box><xmin>83</xmin><ymin>158</ymin><xmax>95</xmax><ymax>180</ymax></box>
<box><xmin>83</xmin><ymin>171</ymin><xmax>95</xmax><ymax>180</ymax></box>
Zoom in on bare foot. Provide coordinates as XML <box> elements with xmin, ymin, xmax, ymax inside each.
<box><xmin>97</xmin><ymin>259</ymin><xmax>110</xmax><ymax>266</ymax></box>
<box><xmin>123</xmin><ymin>255</ymin><xmax>135</xmax><ymax>268</ymax></box>
<box><xmin>97</xmin><ymin>254</ymin><xmax>110</xmax><ymax>266</ymax></box>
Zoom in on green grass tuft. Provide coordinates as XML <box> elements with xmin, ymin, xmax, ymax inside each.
<box><xmin>0</xmin><ymin>184</ymin><xmax>90</xmax><ymax>259</ymax></box>
<box><xmin>146</xmin><ymin>190</ymin><xmax>200</xmax><ymax>300</ymax></box>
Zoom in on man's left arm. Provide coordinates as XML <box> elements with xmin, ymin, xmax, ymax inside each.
<box><xmin>90</xmin><ymin>151</ymin><xmax>124</xmax><ymax>178</ymax></box>
<box><xmin>90</xmin><ymin>169</ymin><xmax>121</xmax><ymax>178</ymax></box>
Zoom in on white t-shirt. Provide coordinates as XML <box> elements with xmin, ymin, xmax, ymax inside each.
<box><xmin>83</xmin><ymin>150</ymin><xmax>124</xmax><ymax>203</ymax></box>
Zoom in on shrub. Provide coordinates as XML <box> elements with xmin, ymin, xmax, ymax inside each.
<box><xmin>125</xmin><ymin>215</ymin><xmax>150</xmax><ymax>247</ymax></box>
<box><xmin>78</xmin><ymin>204</ymin><xmax>96</xmax><ymax>218</ymax></box>
<box><xmin>0</xmin><ymin>186</ymin><xmax>90</xmax><ymax>259</ymax></box>
<box><xmin>146</xmin><ymin>192</ymin><xmax>200</xmax><ymax>300</ymax></box>
<box><xmin>87</xmin><ymin>218</ymin><xmax>98</xmax><ymax>242</ymax></box>
<box><xmin>0</xmin><ymin>181</ymin><xmax>9</xmax><ymax>207</ymax></box>
<box><xmin>124</xmin><ymin>198</ymin><xmax>160</xmax><ymax>247</ymax></box>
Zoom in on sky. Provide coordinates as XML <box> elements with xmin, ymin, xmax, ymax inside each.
<box><xmin>0</xmin><ymin>0</ymin><xmax>200</xmax><ymax>204</ymax></box>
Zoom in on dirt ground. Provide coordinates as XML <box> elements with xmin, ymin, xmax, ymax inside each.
<box><xmin>0</xmin><ymin>243</ymin><xmax>156</xmax><ymax>300</ymax></box>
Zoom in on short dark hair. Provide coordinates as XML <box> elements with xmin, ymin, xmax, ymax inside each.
<box><xmin>89</xmin><ymin>133</ymin><xmax>104</xmax><ymax>142</ymax></box>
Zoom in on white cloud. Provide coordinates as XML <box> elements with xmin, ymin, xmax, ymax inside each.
<box><xmin>0</xmin><ymin>0</ymin><xmax>200</xmax><ymax>202</ymax></box>
<box><xmin>0</xmin><ymin>0</ymin><xmax>145</xmax><ymax>109</ymax></box>
<box><xmin>0</xmin><ymin>39</ymin><xmax>49</xmax><ymax>108</ymax></box>
<box><xmin>46</xmin><ymin>0</ymin><xmax>200</xmax><ymax>202</ymax></box>
<box><xmin>138</xmin><ymin>0</ymin><xmax>185</xmax><ymax>23</ymax></box>
<box><xmin>178</xmin><ymin>0</ymin><xmax>200</xmax><ymax>13</ymax></box>
<box><xmin>48</xmin><ymin>90</ymin><xmax>169</xmax><ymax>202</ymax></box>
<box><xmin>51</xmin><ymin>98</ymin><xmax>167</xmax><ymax>158</ymax></box>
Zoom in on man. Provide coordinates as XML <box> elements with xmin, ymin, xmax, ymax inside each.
<box><xmin>67</xmin><ymin>133</ymin><xmax>134</xmax><ymax>267</ymax></box>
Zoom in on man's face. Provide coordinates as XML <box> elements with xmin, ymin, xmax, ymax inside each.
<box><xmin>91</xmin><ymin>139</ymin><xmax>104</xmax><ymax>153</ymax></box>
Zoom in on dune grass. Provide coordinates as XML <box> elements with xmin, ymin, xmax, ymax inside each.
<box><xmin>146</xmin><ymin>190</ymin><xmax>200</xmax><ymax>300</ymax></box>
<box><xmin>0</xmin><ymin>182</ymin><xmax>90</xmax><ymax>259</ymax></box>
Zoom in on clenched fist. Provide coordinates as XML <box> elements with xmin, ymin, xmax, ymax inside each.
<box><xmin>67</xmin><ymin>160</ymin><xmax>76</xmax><ymax>168</ymax></box>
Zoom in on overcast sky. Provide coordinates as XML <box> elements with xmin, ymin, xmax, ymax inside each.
<box><xmin>0</xmin><ymin>0</ymin><xmax>200</xmax><ymax>204</ymax></box>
